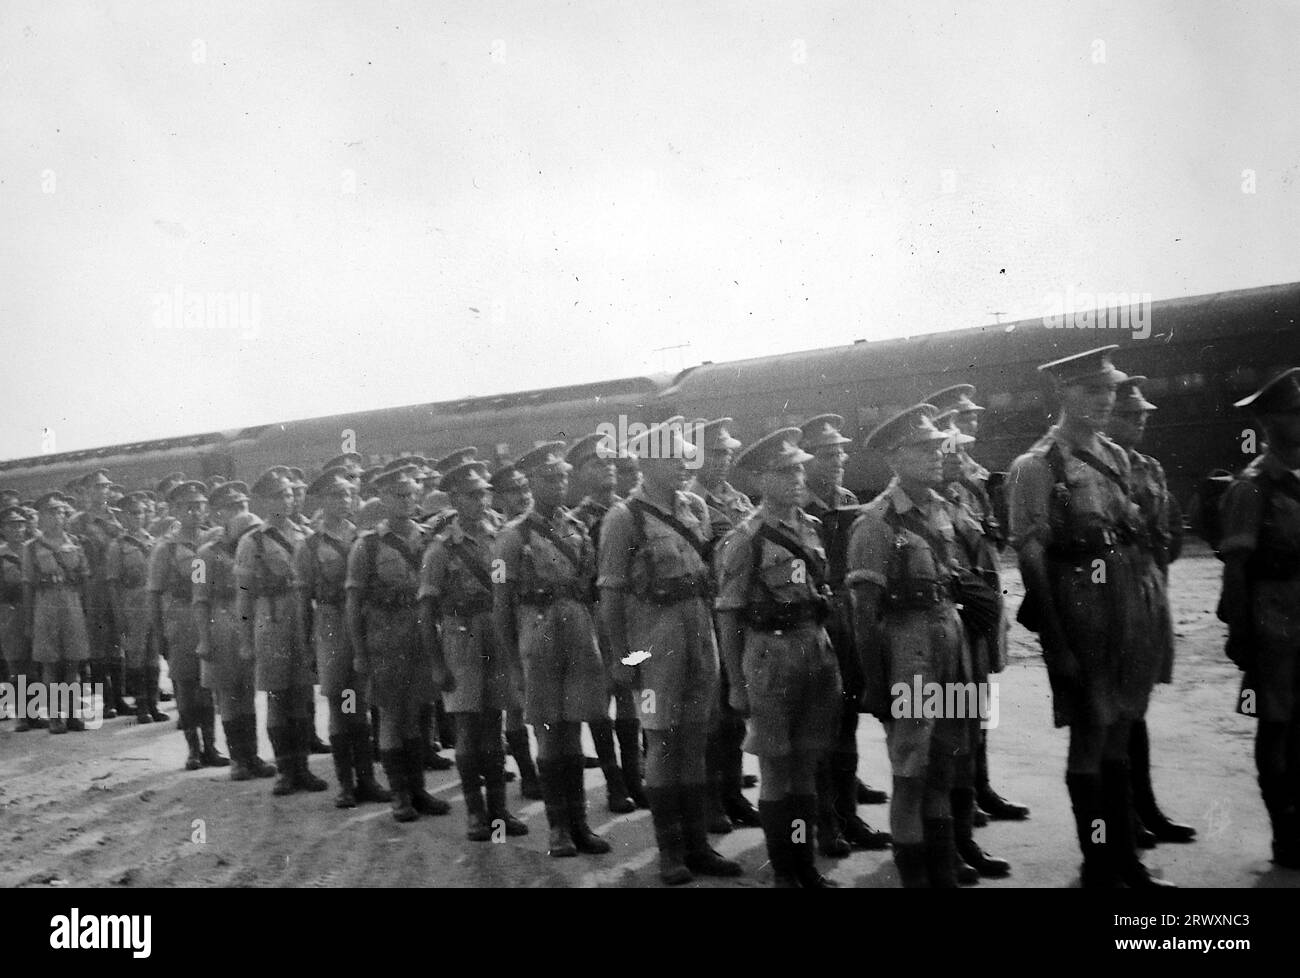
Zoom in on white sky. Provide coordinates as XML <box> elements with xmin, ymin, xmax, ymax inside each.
<box><xmin>3</xmin><ymin>0</ymin><xmax>1297</xmax><ymax>459</ymax></box>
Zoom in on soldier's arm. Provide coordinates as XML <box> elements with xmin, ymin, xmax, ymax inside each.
<box><xmin>714</xmin><ymin>529</ymin><xmax>752</xmax><ymax>715</ymax></box>
<box><xmin>844</xmin><ymin>512</ymin><xmax>893</xmax><ymax>717</ymax></box>
<box><xmin>292</xmin><ymin>541</ymin><xmax>314</xmax><ymax>657</ymax></box>
<box><xmin>492</xmin><ymin>530</ymin><xmax>522</xmax><ymax>673</ymax></box>
<box><xmin>191</xmin><ymin>545</ymin><xmax>213</xmax><ymax>660</ymax></box>
<box><xmin>344</xmin><ymin>539</ymin><xmax>368</xmax><ymax>673</ymax></box>
<box><xmin>416</xmin><ymin>546</ymin><xmax>451</xmax><ymax>690</ymax></box>
<box><xmin>144</xmin><ymin>541</ymin><xmax>168</xmax><ymax>653</ymax></box>
<box><xmin>21</xmin><ymin>544</ymin><xmax>35</xmax><ymax>640</ymax></box>
<box><xmin>1216</xmin><ymin>480</ymin><xmax>1263</xmax><ymax>668</ymax></box>
<box><xmin>233</xmin><ymin>535</ymin><xmax>257</xmax><ymax>657</ymax></box>
<box><xmin>105</xmin><ymin>542</ymin><xmax>127</xmax><ymax>625</ymax></box>
<box><xmin>596</xmin><ymin>505</ymin><xmax>634</xmax><ymax>683</ymax></box>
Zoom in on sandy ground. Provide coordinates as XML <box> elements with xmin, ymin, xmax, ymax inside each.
<box><xmin>1</xmin><ymin>543</ymin><xmax>1296</xmax><ymax>889</ymax></box>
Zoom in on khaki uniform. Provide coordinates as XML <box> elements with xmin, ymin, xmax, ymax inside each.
<box><xmin>597</xmin><ymin>487</ymin><xmax>719</xmax><ymax>730</ymax></box>
<box><xmin>194</xmin><ymin>531</ymin><xmax>252</xmax><ymax>713</ymax></box>
<box><xmin>1007</xmin><ymin>425</ymin><xmax>1162</xmax><ymax>728</ymax></box>
<box><xmin>715</xmin><ymin>508</ymin><xmax>841</xmax><ymax>756</ymax></box>
<box><xmin>234</xmin><ymin>521</ymin><xmax>312</xmax><ymax>691</ymax></box>
<box><xmin>23</xmin><ymin>534</ymin><xmax>91</xmax><ymax>664</ymax></box>
<box><xmin>1126</xmin><ymin>448</ymin><xmax>1177</xmax><ymax>683</ymax></box>
<box><xmin>688</xmin><ymin>479</ymin><xmax>754</xmax><ymax>538</ymax></box>
<box><xmin>0</xmin><ymin>542</ymin><xmax>28</xmax><ymax>666</ymax></box>
<box><xmin>943</xmin><ymin>484</ymin><xmax>1006</xmax><ymax>680</ymax></box>
<box><xmin>292</xmin><ymin>522</ymin><xmax>357</xmax><ymax>698</ymax></box>
<box><xmin>419</xmin><ymin>514</ymin><xmax>517</xmax><ymax>713</ymax></box>
<box><xmin>69</xmin><ymin>510</ymin><xmax>123</xmax><ymax>661</ymax></box>
<box><xmin>104</xmin><ymin>529</ymin><xmax>155</xmax><ymax>669</ymax></box>
<box><xmin>345</xmin><ymin>520</ymin><xmax>435</xmax><ymax>714</ymax></box>
<box><xmin>1219</xmin><ymin>453</ymin><xmax>1300</xmax><ymax>722</ymax></box>
<box><xmin>146</xmin><ymin>528</ymin><xmax>205</xmax><ymax>683</ymax></box>
<box><xmin>846</xmin><ymin>480</ymin><xmax>971</xmax><ymax>778</ymax></box>
<box><xmin>494</xmin><ymin>509</ymin><xmax>607</xmax><ymax>725</ymax></box>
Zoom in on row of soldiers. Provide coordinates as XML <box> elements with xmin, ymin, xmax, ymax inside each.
<box><xmin>7</xmin><ymin>350</ymin><xmax>1292</xmax><ymax>886</ymax></box>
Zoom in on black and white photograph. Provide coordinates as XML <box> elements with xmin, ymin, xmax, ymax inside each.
<box><xmin>1</xmin><ymin>0</ymin><xmax>1297</xmax><ymax>940</ymax></box>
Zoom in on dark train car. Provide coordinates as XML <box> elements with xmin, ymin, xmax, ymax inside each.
<box><xmin>663</xmin><ymin>282</ymin><xmax>1300</xmax><ymax>503</ymax></box>
<box><xmin>230</xmin><ymin>374</ymin><xmax>671</xmax><ymax>478</ymax></box>
<box><xmin>0</xmin><ymin>432</ymin><xmax>251</xmax><ymax>500</ymax></box>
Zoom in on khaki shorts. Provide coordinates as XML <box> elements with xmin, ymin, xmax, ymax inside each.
<box><xmin>741</xmin><ymin>623</ymin><xmax>841</xmax><ymax>757</ymax></box>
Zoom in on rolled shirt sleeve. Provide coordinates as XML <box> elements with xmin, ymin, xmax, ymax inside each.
<box><xmin>1217</xmin><ymin>480</ymin><xmax>1263</xmax><ymax>557</ymax></box>
<box><xmin>714</xmin><ymin>527</ymin><xmax>753</xmax><ymax>612</ymax></box>
<box><xmin>595</xmin><ymin>503</ymin><xmax>634</xmax><ymax>591</ymax></box>
<box><xmin>1006</xmin><ymin>453</ymin><xmax>1053</xmax><ymax>551</ymax></box>
<box><xmin>845</xmin><ymin>511</ymin><xmax>890</xmax><ymax>589</ymax></box>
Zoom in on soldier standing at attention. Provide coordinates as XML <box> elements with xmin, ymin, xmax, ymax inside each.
<box><xmin>600</xmin><ymin>421</ymin><xmax>741</xmax><ymax>883</ymax></box>
<box><xmin>1007</xmin><ymin>346</ymin><xmax>1172</xmax><ymax>888</ymax></box>
<box><xmin>491</xmin><ymin>460</ymin><xmax>542</xmax><ymax>801</ymax></box>
<box><xmin>70</xmin><ymin>470</ymin><xmax>130</xmax><ymax>719</ymax></box>
<box><xmin>295</xmin><ymin>469</ymin><xmax>389</xmax><ymax>807</ymax></box>
<box><xmin>236</xmin><ymin>470</ymin><xmax>323</xmax><ymax>795</ymax></box>
<box><xmin>148</xmin><ymin>481</ymin><xmax>227</xmax><ymax>767</ymax></box>
<box><xmin>23</xmin><ymin>492</ymin><xmax>93</xmax><ymax>733</ymax></box>
<box><xmin>419</xmin><ymin>461</ymin><xmax>528</xmax><ymax>841</ymax></box>
<box><xmin>1103</xmin><ymin>377</ymin><xmax>1195</xmax><ymax>847</ymax></box>
<box><xmin>347</xmin><ymin>465</ymin><xmax>452</xmax><ymax>822</ymax></box>
<box><xmin>933</xmin><ymin>410</ymin><xmax>1013</xmax><ymax>881</ymax></box>
<box><xmin>2</xmin><ymin>506</ymin><xmax>42</xmax><ymax>730</ymax></box>
<box><xmin>687</xmin><ymin>418</ymin><xmax>762</xmax><ymax>833</ymax></box>
<box><xmin>105</xmin><ymin>492</ymin><xmax>164</xmax><ymax>724</ymax></box>
<box><xmin>799</xmin><ymin>414</ymin><xmax>892</xmax><ymax>856</ymax></box>
<box><xmin>716</xmin><ymin>430</ymin><xmax>842</xmax><ymax>888</ymax></box>
<box><xmin>1217</xmin><ymin>366</ymin><xmax>1300</xmax><ymax>869</ymax></box>
<box><xmin>568</xmin><ymin>431</ymin><xmax>639</xmax><ymax>813</ymax></box>
<box><xmin>493</xmin><ymin>443</ymin><xmax>611</xmax><ymax>858</ymax></box>
<box><xmin>195</xmin><ymin>493</ymin><xmax>277</xmax><ymax>781</ymax></box>
<box><xmin>425</xmin><ymin>448</ymin><xmax>477</xmax><ymax>520</ymax></box>
<box><xmin>925</xmin><ymin>384</ymin><xmax>1029</xmax><ymax>824</ymax></box>
<box><xmin>846</xmin><ymin>406</ymin><xmax>971</xmax><ymax>887</ymax></box>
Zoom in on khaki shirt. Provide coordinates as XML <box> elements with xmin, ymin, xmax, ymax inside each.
<box><xmin>597</xmin><ymin>487</ymin><xmax>711</xmax><ymax>595</ymax></box>
<box><xmin>293</xmin><ymin>520</ymin><xmax>356</xmax><ymax>604</ymax></box>
<box><xmin>22</xmin><ymin>533</ymin><xmax>89</xmax><ymax>588</ymax></box>
<box><xmin>105</xmin><ymin>529</ymin><xmax>154</xmax><ymax>591</ymax></box>
<box><xmin>147</xmin><ymin>527</ymin><xmax>208</xmax><ymax>600</ymax></box>
<box><xmin>193</xmin><ymin>531</ymin><xmax>241</xmax><ymax>605</ymax></box>
<box><xmin>846</xmin><ymin>480</ymin><xmax>960</xmax><ymax>591</ymax></box>
<box><xmin>494</xmin><ymin>508</ymin><xmax>596</xmax><ymax>596</ymax></box>
<box><xmin>345</xmin><ymin>520</ymin><xmax>428</xmax><ymax>601</ymax></box>
<box><xmin>419</xmin><ymin>514</ymin><xmax>497</xmax><ymax>610</ymax></box>
<box><xmin>715</xmin><ymin>506</ymin><xmax>826</xmax><ymax>612</ymax></box>
<box><xmin>234</xmin><ymin>521</ymin><xmax>308</xmax><ymax>598</ymax></box>
<box><xmin>69</xmin><ymin>509</ymin><xmax>123</xmax><ymax>582</ymax></box>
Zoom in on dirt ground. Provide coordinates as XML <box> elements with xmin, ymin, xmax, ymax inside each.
<box><xmin>1</xmin><ymin>543</ymin><xmax>1296</xmax><ymax>889</ymax></box>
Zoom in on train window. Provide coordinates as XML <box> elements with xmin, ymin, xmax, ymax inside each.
<box><xmin>988</xmin><ymin>392</ymin><xmax>1013</xmax><ymax>410</ymax></box>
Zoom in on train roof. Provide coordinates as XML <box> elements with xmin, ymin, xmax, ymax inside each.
<box><xmin>662</xmin><ymin>280</ymin><xmax>1300</xmax><ymax>396</ymax></box>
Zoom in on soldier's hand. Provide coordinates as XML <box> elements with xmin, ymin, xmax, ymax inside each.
<box><xmin>610</xmin><ymin>661</ymin><xmax>637</xmax><ymax>689</ymax></box>
<box><xmin>728</xmin><ymin>684</ymin><xmax>750</xmax><ymax>717</ymax></box>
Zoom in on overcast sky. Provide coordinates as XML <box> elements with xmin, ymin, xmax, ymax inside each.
<box><xmin>3</xmin><ymin>0</ymin><xmax>1296</xmax><ymax>459</ymax></box>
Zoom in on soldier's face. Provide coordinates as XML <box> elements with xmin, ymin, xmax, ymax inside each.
<box><xmin>120</xmin><ymin>506</ymin><xmax>146</xmax><ymax>532</ymax></box>
<box><xmin>40</xmin><ymin>507</ymin><xmax>69</xmax><ymax>533</ymax></box>
<box><xmin>893</xmin><ymin>442</ymin><xmax>943</xmax><ymax>487</ymax></box>
<box><xmin>616</xmin><ymin>464</ymin><xmax>640</xmax><ymax>495</ymax></box>
<box><xmin>581</xmin><ymin>458</ymin><xmax>617</xmax><ymax>493</ymax></box>
<box><xmin>178</xmin><ymin>499</ymin><xmax>207</xmax><ymax>529</ymax></box>
<box><xmin>1264</xmin><ymin>412</ymin><xmax>1300</xmax><ymax>447</ymax></box>
<box><xmin>532</xmin><ymin>470</ymin><xmax>567</xmax><ymax>509</ymax></box>
<box><xmin>454</xmin><ymin>487</ymin><xmax>490</xmax><ymax>520</ymax></box>
<box><xmin>762</xmin><ymin>465</ymin><xmax>805</xmax><ymax>508</ymax></box>
<box><xmin>264</xmin><ymin>487</ymin><xmax>293</xmax><ymax>520</ymax></box>
<box><xmin>89</xmin><ymin>482</ymin><xmax>111</xmax><ymax>506</ymax></box>
<box><xmin>321</xmin><ymin>489</ymin><xmax>353</xmax><ymax>521</ymax></box>
<box><xmin>2</xmin><ymin>520</ymin><xmax>25</xmax><ymax>545</ymax></box>
<box><xmin>1062</xmin><ymin>380</ymin><xmax>1116</xmax><ymax>429</ymax></box>
<box><xmin>809</xmin><ymin>446</ymin><xmax>847</xmax><ymax>488</ymax></box>
<box><xmin>382</xmin><ymin>483</ymin><xmax>421</xmax><ymax>519</ymax></box>
<box><xmin>699</xmin><ymin>447</ymin><xmax>733</xmax><ymax>483</ymax></box>
<box><xmin>498</xmin><ymin>486</ymin><xmax>532</xmax><ymax>518</ymax></box>
<box><xmin>1107</xmin><ymin>409</ymin><xmax>1147</xmax><ymax>447</ymax></box>
<box><xmin>642</xmin><ymin>456</ymin><xmax>688</xmax><ymax>495</ymax></box>
<box><xmin>218</xmin><ymin>502</ymin><xmax>249</xmax><ymax>530</ymax></box>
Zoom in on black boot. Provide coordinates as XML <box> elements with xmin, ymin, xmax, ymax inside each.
<box><xmin>458</xmin><ymin>751</ymin><xmax>491</xmax><ymax>841</ymax></box>
<box><xmin>539</xmin><ymin>758</ymin><xmax>576</xmax><ymax>857</ymax></box>
<box><xmin>720</xmin><ymin>723</ymin><xmax>761</xmax><ymax>828</ymax></box>
<box><xmin>567</xmin><ymin>755</ymin><xmax>612</xmax><ymax>854</ymax></box>
<box><xmin>381</xmin><ymin>748</ymin><xmax>417</xmax><ymax>822</ymax></box>
<box><xmin>331</xmin><ymin>733</ymin><xmax>358</xmax><ymax>808</ymax></box>
<box><xmin>792</xmin><ymin>794</ymin><xmax>839</xmax><ymax>887</ymax></box>
<box><xmin>1102</xmin><ymin>760</ymin><xmax>1175</xmax><ymax>888</ymax></box>
<box><xmin>420</xmin><ymin>703</ymin><xmax>454</xmax><ymax>770</ymax></box>
<box><xmin>352</xmin><ymin>722</ymin><xmax>391</xmax><ymax>803</ymax></box>
<box><xmin>894</xmin><ymin>843</ymin><xmax>930</xmax><ymax>887</ymax></box>
<box><xmin>833</xmin><ymin>754</ymin><xmax>891</xmax><ymax>849</ymax></box>
<box><xmin>681</xmin><ymin>783</ymin><xmax>743</xmax><ymax>877</ymax></box>
<box><xmin>269</xmin><ymin>725</ymin><xmax>298</xmax><ymax>795</ymax></box>
<box><xmin>591</xmin><ymin>719</ymin><xmax>634</xmax><ymax>814</ymax></box>
<box><xmin>483</xmin><ymin>752</ymin><xmax>528</xmax><ymax>836</ymax></box>
<box><xmin>922</xmin><ymin>817</ymin><xmax>959</xmax><ymax>889</ymax></box>
<box><xmin>506</xmin><ymin>727</ymin><xmax>542</xmax><ymax>800</ymax></box>
<box><xmin>757</xmin><ymin>798</ymin><xmax>801</xmax><ymax>888</ymax></box>
<box><xmin>109</xmin><ymin>661</ymin><xmax>132</xmax><ymax>715</ymax></box>
<box><xmin>183</xmin><ymin>727</ymin><xmax>203</xmax><ymax>771</ymax></box>
<box><xmin>199</xmin><ymin>704</ymin><xmax>230</xmax><ymax>768</ymax></box>
<box><xmin>615</xmin><ymin>718</ymin><xmax>649</xmax><ymax>809</ymax></box>
<box><xmin>815</xmin><ymin>758</ymin><xmax>850</xmax><ymax>857</ymax></box>
<box><xmin>404</xmin><ymin>738</ymin><xmax>451</xmax><ymax>815</ymax></box>
<box><xmin>307</xmin><ymin>696</ymin><xmax>331</xmax><ymax>754</ymax></box>
<box><xmin>294</xmin><ymin>719</ymin><xmax>328</xmax><ymax>791</ymax></box>
<box><xmin>143</xmin><ymin>668</ymin><xmax>168</xmax><ymax>722</ymax></box>
<box><xmin>646</xmin><ymin>786</ymin><xmax>694</xmax><ymax>885</ymax></box>
<box><xmin>1130</xmin><ymin>720</ymin><xmax>1195</xmax><ymax>843</ymax></box>
<box><xmin>953</xmin><ymin>787</ymin><xmax>1011</xmax><ymax>878</ymax></box>
<box><xmin>130</xmin><ymin>669</ymin><xmax>152</xmax><ymax>724</ymax></box>
<box><xmin>858</xmin><ymin>778</ymin><xmax>889</xmax><ymax>805</ymax></box>
<box><xmin>1260</xmin><ymin>773</ymin><xmax>1300</xmax><ymax>868</ymax></box>
<box><xmin>1067</xmin><ymin>771</ymin><xmax>1119</xmax><ymax>888</ymax></box>
<box><xmin>226</xmin><ymin>717</ymin><xmax>255</xmax><ymax>781</ymax></box>
<box><xmin>976</xmin><ymin>733</ymin><xmax>1030</xmax><ymax>820</ymax></box>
